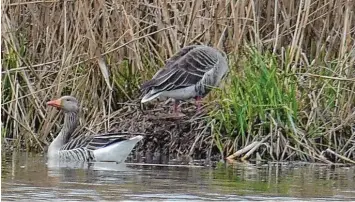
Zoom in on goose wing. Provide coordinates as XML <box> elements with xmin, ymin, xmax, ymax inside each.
<box><xmin>140</xmin><ymin>45</ymin><xmax>221</xmax><ymax>93</ymax></box>
<box><xmin>60</xmin><ymin>132</ymin><xmax>144</xmax><ymax>151</ymax></box>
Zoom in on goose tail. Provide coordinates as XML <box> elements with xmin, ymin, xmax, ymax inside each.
<box><xmin>93</xmin><ymin>135</ymin><xmax>143</xmax><ymax>163</ymax></box>
<box><xmin>141</xmin><ymin>91</ymin><xmax>162</xmax><ymax>103</ymax></box>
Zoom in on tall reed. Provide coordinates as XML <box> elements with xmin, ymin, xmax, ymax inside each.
<box><xmin>1</xmin><ymin>0</ymin><xmax>354</xmax><ymax>162</ymax></box>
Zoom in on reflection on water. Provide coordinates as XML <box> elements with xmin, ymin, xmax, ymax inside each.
<box><xmin>1</xmin><ymin>151</ymin><xmax>355</xmax><ymax>201</ymax></box>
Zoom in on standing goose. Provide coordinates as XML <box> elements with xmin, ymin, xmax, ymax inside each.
<box><xmin>46</xmin><ymin>95</ymin><xmax>143</xmax><ymax>163</ymax></box>
<box><xmin>140</xmin><ymin>45</ymin><xmax>229</xmax><ymax>113</ymax></box>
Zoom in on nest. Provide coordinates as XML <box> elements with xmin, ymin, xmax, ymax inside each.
<box><xmin>103</xmin><ymin>99</ymin><xmax>222</xmax><ymax>165</ymax></box>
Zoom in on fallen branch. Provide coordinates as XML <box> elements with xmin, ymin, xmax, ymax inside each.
<box><xmin>242</xmin><ymin>134</ymin><xmax>271</xmax><ymax>161</ymax></box>
<box><xmin>325</xmin><ymin>148</ymin><xmax>355</xmax><ymax>165</ymax></box>
<box><xmin>226</xmin><ymin>141</ymin><xmax>259</xmax><ymax>160</ymax></box>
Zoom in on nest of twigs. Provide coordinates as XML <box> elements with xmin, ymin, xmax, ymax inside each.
<box><xmin>101</xmin><ymin>99</ymin><xmax>221</xmax><ymax>165</ymax></box>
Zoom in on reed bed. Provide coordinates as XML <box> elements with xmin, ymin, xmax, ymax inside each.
<box><xmin>1</xmin><ymin>0</ymin><xmax>354</xmax><ymax>164</ymax></box>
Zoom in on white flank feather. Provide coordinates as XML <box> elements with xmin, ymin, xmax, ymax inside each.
<box><xmin>93</xmin><ymin>135</ymin><xmax>143</xmax><ymax>163</ymax></box>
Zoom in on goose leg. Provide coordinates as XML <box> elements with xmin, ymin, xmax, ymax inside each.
<box><xmin>168</xmin><ymin>99</ymin><xmax>185</xmax><ymax>118</ymax></box>
<box><xmin>195</xmin><ymin>96</ymin><xmax>202</xmax><ymax>111</ymax></box>
<box><xmin>174</xmin><ymin>100</ymin><xmax>179</xmax><ymax>113</ymax></box>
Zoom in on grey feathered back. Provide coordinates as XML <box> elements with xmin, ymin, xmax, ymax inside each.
<box><xmin>58</xmin><ymin>132</ymin><xmax>139</xmax><ymax>161</ymax></box>
<box><xmin>140</xmin><ymin>45</ymin><xmax>228</xmax><ymax>99</ymax></box>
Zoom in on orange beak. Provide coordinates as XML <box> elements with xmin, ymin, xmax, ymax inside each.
<box><xmin>47</xmin><ymin>98</ymin><xmax>62</xmax><ymax>109</ymax></box>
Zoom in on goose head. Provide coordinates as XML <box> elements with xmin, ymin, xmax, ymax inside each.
<box><xmin>47</xmin><ymin>95</ymin><xmax>79</xmax><ymax>113</ymax></box>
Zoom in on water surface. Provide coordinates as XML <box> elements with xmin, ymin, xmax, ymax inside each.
<box><xmin>2</xmin><ymin>151</ymin><xmax>355</xmax><ymax>201</ymax></box>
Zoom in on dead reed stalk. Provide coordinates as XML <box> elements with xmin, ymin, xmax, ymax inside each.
<box><xmin>1</xmin><ymin>0</ymin><xmax>354</xmax><ymax>163</ymax></box>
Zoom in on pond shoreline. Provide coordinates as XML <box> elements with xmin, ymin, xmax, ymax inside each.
<box><xmin>2</xmin><ymin>99</ymin><xmax>354</xmax><ymax>166</ymax></box>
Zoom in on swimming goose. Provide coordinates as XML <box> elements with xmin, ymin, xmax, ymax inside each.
<box><xmin>140</xmin><ymin>45</ymin><xmax>228</xmax><ymax>113</ymax></box>
<box><xmin>46</xmin><ymin>95</ymin><xmax>143</xmax><ymax>163</ymax></box>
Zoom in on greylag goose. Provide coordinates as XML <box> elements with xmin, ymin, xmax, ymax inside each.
<box><xmin>46</xmin><ymin>95</ymin><xmax>143</xmax><ymax>163</ymax></box>
<box><xmin>140</xmin><ymin>45</ymin><xmax>228</xmax><ymax>113</ymax></box>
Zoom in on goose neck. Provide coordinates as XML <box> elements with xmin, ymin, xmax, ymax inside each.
<box><xmin>48</xmin><ymin>111</ymin><xmax>78</xmax><ymax>156</ymax></box>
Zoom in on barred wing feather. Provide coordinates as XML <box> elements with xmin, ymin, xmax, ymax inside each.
<box><xmin>140</xmin><ymin>45</ymin><xmax>219</xmax><ymax>94</ymax></box>
<box><xmin>60</xmin><ymin>132</ymin><xmax>142</xmax><ymax>151</ymax></box>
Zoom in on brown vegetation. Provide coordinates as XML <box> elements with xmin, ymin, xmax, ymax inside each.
<box><xmin>1</xmin><ymin>0</ymin><xmax>354</xmax><ymax>164</ymax></box>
